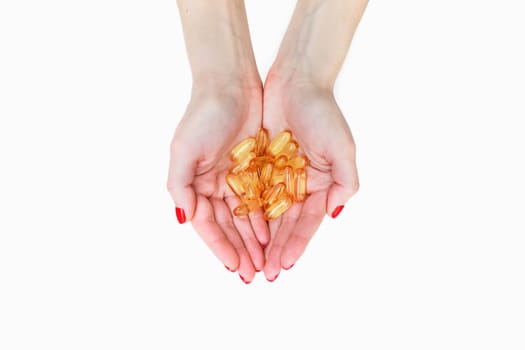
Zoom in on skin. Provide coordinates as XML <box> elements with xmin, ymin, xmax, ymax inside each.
<box><xmin>168</xmin><ymin>0</ymin><xmax>368</xmax><ymax>282</ymax></box>
<box><xmin>168</xmin><ymin>0</ymin><xmax>268</xmax><ymax>283</ymax></box>
<box><xmin>262</xmin><ymin>0</ymin><xmax>368</xmax><ymax>280</ymax></box>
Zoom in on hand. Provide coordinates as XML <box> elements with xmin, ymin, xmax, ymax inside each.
<box><xmin>167</xmin><ymin>85</ymin><xmax>269</xmax><ymax>283</ymax></box>
<box><xmin>261</xmin><ymin>75</ymin><xmax>360</xmax><ymax>281</ymax></box>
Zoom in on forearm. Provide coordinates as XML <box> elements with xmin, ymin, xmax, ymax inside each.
<box><xmin>269</xmin><ymin>0</ymin><xmax>368</xmax><ymax>89</ymax></box>
<box><xmin>177</xmin><ymin>0</ymin><xmax>260</xmax><ymax>89</ymax></box>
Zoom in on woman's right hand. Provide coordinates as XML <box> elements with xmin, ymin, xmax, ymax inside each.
<box><xmin>167</xmin><ymin>84</ymin><xmax>269</xmax><ymax>284</ymax></box>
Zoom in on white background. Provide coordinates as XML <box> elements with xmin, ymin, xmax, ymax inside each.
<box><xmin>1</xmin><ymin>0</ymin><xmax>524</xmax><ymax>349</ymax></box>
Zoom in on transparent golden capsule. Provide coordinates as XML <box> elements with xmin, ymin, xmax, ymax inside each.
<box><xmin>271</xmin><ymin>173</ymin><xmax>286</xmax><ymax>186</ymax></box>
<box><xmin>284</xmin><ymin>166</ymin><xmax>294</xmax><ymax>195</ymax></box>
<box><xmin>262</xmin><ymin>183</ymin><xmax>285</xmax><ymax>206</ymax></box>
<box><xmin>255</xmin><ymin>128</ymin><xmax>269</xmax><ymax>156</ymax></box>
<box><xmin>287</xmin><ymin>155</ymin><xmax>309</xmax><ymax>170</ymax></box>
<box><xmin>264</xmin><ymin>194</ymin><xmax>293</xmax><ymax>221</ymax></box>
<box><xmin>230</xmin><ymin>137</ymin><xmax>256</xmax><ymax>161</ymax></box>
<box><xmin>229</xmin><ymin>151</ymin><xmax>256</xmax><ymax>173</ymax></box>
<box><xmin>250</xmin><ymin>155</ymin><xmax>272</xmax><ymax>170</ymax></box>
<box><xmin>273</xmin><ymin>155</ymin><xmax>288</xmax><ymax>169</ymax></box>
<box><xmin>278</xmin><ymin>141</ymin><xmax>299</xmax><ymax>159</ymax></box>
<box><xmin>294</xmin><ymin>168</ymin><xmax>307</xmax><ymax>202</ymax></box>
<box><xmin>243</xmin><ymin>198</ymin><xmax>262</xmax><ymax>212</ymax></box>
<box><xmin>233</xmin><ymin>203</ymin><xmax>249</xmax><ymax>217</ymax></box>
<box><xmin>226</xmin><ymin>174</ymin><xmax>245</xmax><ymax>198</ymax></box>
<box><xmin>267</xmin><ymin>130</ymin><xmax>292</xmax><ymax>156</ymax></box>
<box><xmin>260</xmin><ymin>162</ymin><xmax>273</xmax><ymax>187</ymax></box>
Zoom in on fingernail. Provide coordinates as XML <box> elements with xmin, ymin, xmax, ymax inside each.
<box><xmin>175</xmin><ymin>207</ymin><xmax>186</xmax><ymax>224</ymax></box>
<box><xmin>255</xmin><ymin>268</ymin><xmax>262</xmax><ymax>272</ymax></box>
<box><xmin>331</xmin><ymin>205</ymin><xmax>344</xmax><ymax>219</ymax></box>
<box><xmin>240</xmin><ymin>275</ymin><xmax>251</xmax><ymax>284</ymax></box>
<box><xmin>283</xmin><ymin>263</ymin><xmax>294</xmax><ymax>270</ymax></box>
<box><xmin>225</xmin><ymin>265</ymin><xmax>234</xmax><ymax>272</ymax></box>
<box><xmin>267</xmin><ymin>273</ymin><xmax>279</xmax><ymax>282</ymax></box>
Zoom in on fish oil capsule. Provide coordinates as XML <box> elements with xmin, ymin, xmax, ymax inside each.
<box><xmin>267</xmin><ymin>130</ymin><xmax>292</xmax><ymax>156</ymax></box>
<box><xmin>271</xmin><ymin>173</ymin><xmax>286</xmax><ymax>186</ymax></box>
<box><xmin>245</xmin><ymin>182</ymin><xmax>257</xmax><ymax>199</ymax></box>
<box><xmin>260</xmin><ymin>162</ymin><xmax>273</xmax><ymax>187</ymax></box>
<box><xmin>264</xmin><ymin>194</ymin><xmax>293</xmax><ymax>221</ymax></box>
<box><xmin>278</xmin><ymin>141</ymin><xmax>299</xmax><ymax>159</ymax></box>
<box><xmin>243</xmin><ymin>198</ymin><xmax>262</xmax><ymax>212</ymax></box>
<box><xmin>244</xmin><ymin>170</ymin><xmax>261</xmax><ymax>199</ymax></box>
<box><xmin>287</xmin><ymin>155</ymin><xmax>308</xmax><ymax>169</ymax></box>
<box><xmin>262</xmin><ymin>183</ymin><xmax>285</xmax><ymax>206</ymax></box>
<box><xmin>226</xmin><ymin>174</ymin><xmax>245</xmax><ymax>198</ymax></box>
<box><xmin>273</xmin><ymin>155</ymin><xmax>288</xmax><ymax>169</ymax></box>
<box><xmin>230</xmin><ymin>151</ymin><xmax>256</xmax><ymax>173</ymax></box>
<box><xmin>255</xmin><ymin>128</ymin><xmax>269</xmax><ymax>156</ymax></box>
<box><xmin>284</xmin><ymin>166</ymin><xmax>294</xmax><ymax>195</ymax></box>
<box><xmin>294</xmin><ymin>168</ymin><xmax>307</xmax><ymax>202</ymax></box>
<box><xmin>249</xmin><ymin>156</ymin><xmax>272</xmax><ymax>170</ymax></box>
<box><xmin>230</xmin><ymin>137</ymin><xmax>256</xmax><ymax>161</ymax></box>
<box><xmin>233</xmin><ymin>203</ymin><xmax>249</xmax><ymax>217</ymax></box>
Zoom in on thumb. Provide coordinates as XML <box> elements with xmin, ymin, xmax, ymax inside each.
<box><xmin>326</xmin><ymin>148</ymin><xmax>360</xmax><ymax>219</ymax></box>
<box><xmin>167</xmin><ymin>143</ymin><xmax>197</xmax><ymax>224</ymax></box>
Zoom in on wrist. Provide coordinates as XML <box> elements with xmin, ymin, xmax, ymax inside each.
<box><xmin>265</xmin><ymin>65</ymin><xmax>334</xmax><ymax>96</ymax></box>
<box><xmin>266</xmin><ymin>60</ymin><xmax>336</xmax><ymax>93</ymax></box>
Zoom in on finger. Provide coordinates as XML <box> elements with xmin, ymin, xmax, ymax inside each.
<box><xmin>211</xmin><ymin>198</ymin><xmax>256</xmax><ymax>284</ymax></box>
<box><xmin>224</xmin><ymin>196</ymin><xmax>265</xmax><ymax>272</ymax></box>
<box><xmin>326</xmin><ymin>146</ymin><xmax>359</xmax><ymax>218</ymax></box>
<box><xmin>281</xmin><ymin>191</ymin><xmax>327</xmax><ymax>269</ymax></box>
<box><xmin>249</xmin><ymin>209</ymin><xmax>270</xmax><ymax>247</ymax></box>
<box><xmin>263</xmin><ymin>203</ymin><xmax>302</xmax><ymax>282</ymax></box>
<box><xmin>265</xmin><ymin>215</ymin><xmax>282</xmax><ymax>259</ymax></box>
<box><xmin>167</xmin><ymin>139</ymin><xmax>197</xmax><ymax>223</ymax></box>
<box><xmin>191</xmin><ymin>194</ymin><xmax>239</xmax><ymax>270</ymax></box>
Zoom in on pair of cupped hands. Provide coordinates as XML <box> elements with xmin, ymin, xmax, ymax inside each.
<box><xmin>167</xmin><ymin>73</ymin><xmax>359</xmax><ymax>283</ymax></box>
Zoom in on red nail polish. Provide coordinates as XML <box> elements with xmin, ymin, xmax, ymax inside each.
<box><xmin>255</xmin><ymin>268</ymin><xmax>262</xmax><ymax>272</ymax></box>
<box><xmin>240</xmin><ymin>275</ymin><xmax>251</xmax><ymax>284</ymax></box>
<box><xmin>331</xmin><ymin>205</ymin><xmax>344</xmax><ymax>219</ymax></box>
<box><xmin>283</xmin><ymin>263</ymin><xmax>294</xmax><ymax>270</ymax></box>
<box><xmin>175</xmin><ymin>207</ymin><xmax>186</xmax><ymax>224</ymax></box>
<box><xmin>267</xmin><ymin>273</ymin><xmax>279</xmax><ymax>282</ymax></box>
<box><xmin>225</xmin><ymin>265</ymin><xmax>234</xmax><ymax>272</ymax></box>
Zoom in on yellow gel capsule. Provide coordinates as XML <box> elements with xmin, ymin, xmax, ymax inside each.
<box><xmin>271</xmin><ymin>173</ymin><xmax>286</xmax><ymax>186</ymax></box>
<box><xmin>264</xmin><ymin>194</ymin><xmax>293</xmax><ymax>221</ymax></box>
<box><xmin>267</xmin><ymin>130</ymin><xmax>292</xmax><ymax>156</ymax></box>
<box><xmin>284</xmin><ymin>166</ymin><xmax>294</xmax><ymax>195</ymax></box>
<box><xmin>260</xmin><ymin>162</ymin><xmax>273</xmax><ymax>187</ymax></box>
<box><xmin>230</xmin><ymin>151</ymin><xmax>256</xmax><ymax>173</ymax></box>
<box><xmin>226</xmin><ymin>174</ymin><xmax>245</xmax><ymax>198</ymax></box>
<box><xmin>278</xmin><ymin>141</ymin><xmax>299</xmax><ymax>159</ymax></box>
<box><xmin>245</xmin><ymin>182</ymin><xmax>257</xmax><ymax>199</ymax></box>
<box><xmin>230</xmin><ymin>137</ymin><xmax>256</xmax><ymax>161</ymax></box>
<box><xmin>287</xmin><ymin>155</ymin><xmax>309</xmax><ymax>170</ymax></box>
<box><xmin>255</xmin><ymin>128</ymin><xmax>269</xmax><ymax>156</ymax></box>
<box><xmin>273</xmin><ymin>155</ymin><xmax>288</xmax><ymax>169</ymax></box>
<box><xmin>243</xmin><ymin>198</ymin><xmax>262</xmax><ymax>212</ymax></box>
<box><xmin>262</xmin><ymin>183</ymin><xmax>285</xmax><ymax>205</ymax></box>
<box><xmin>233</xmin><ymin>203</ymin><xmax>249</xmax><ymax>217</ymax></box>
<box><xmin>294</xmin><ymin>168</ymin><xmax>307</xmax><ymax>202</ymax></box>
<box><xmin>249</xmin><ymin>156</ymin><xmax>271</xmax><ymax>170</ymax></box>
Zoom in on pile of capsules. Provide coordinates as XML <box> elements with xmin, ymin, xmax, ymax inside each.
<box><xmin>226</xmin><ymin>128</ymin><xmax>309</xmax><ymax>221</ymax></box>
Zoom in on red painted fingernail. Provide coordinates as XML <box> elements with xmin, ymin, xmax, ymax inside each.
<box><xmin>267</xmin><ymin>273</ymin><xmax>279</xmax><ymax>282</ymax></box>
<box><xmin>225</xmin><ymin>265</ymin><xmax>234</xmax><ymax>272</ymax></box>
<box><xmin>283</xmin><ymin>263</ymin><xmax>294</xmax><ymax>270</ymax></box>
<box><xmin>255</xmin><ymin>268</ymin><xmax>262</xmax><ymax>272</ymax></box>
<box><xmin>175</xmin><ymin>207</ymin><xmax>186</xmax><ymax>224</ymax></box>
<box><xmin>240</xmin><ymin>275</ymin><xmax>251</xmax><ymax>284</ymax></box>
<box><xmin>331</xmin><ymin>205</ymin><xmax>344</xmax><ymax>219</ymax></box>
